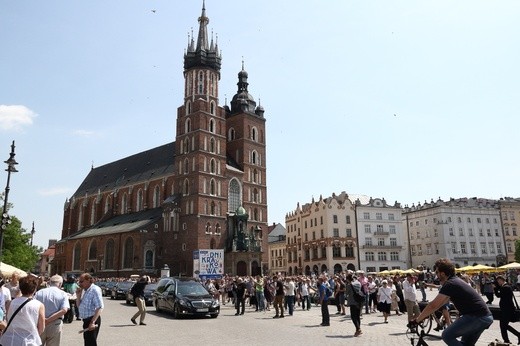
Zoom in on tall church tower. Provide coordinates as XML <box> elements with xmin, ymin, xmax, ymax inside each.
<box><xmin>173</xmin><ymin>2</ymin><xmax>268</xmax><ymax>276</ymax></box>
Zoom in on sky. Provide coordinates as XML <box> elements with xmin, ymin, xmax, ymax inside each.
<box><xmin>1</xmin><ymin>1</ymin><xmax>519</xmax><ymax>250</ymax></box>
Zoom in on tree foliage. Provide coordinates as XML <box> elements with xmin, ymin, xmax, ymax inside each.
<box><xmin>1</xmin><ymin>216</ymin><xmax>40</xmax><ymax>272</ymax></box>
<box><xmin>1</xmin><ymin>194</ymin><xmax>40</xmax><ymax>272</ymax></box>
<box><xmin>515</xmin><ymin>239</ymin><xmax>520</xmax><ymax>263</ymax></box>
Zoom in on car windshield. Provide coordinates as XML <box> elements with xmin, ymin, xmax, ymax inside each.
<box><xmin>118</xmin><ymin>282</ymin><xmax>133</xmax><ymax>289</ymax></box>
<box><xmin>177</xmin><ymin>281</ymin><xmax>209</xmax><ymax>296</ymax></box>
<box><xmin>145</xmin><ymin>283</ymin><xmax>157</xmax><ymax>291</ymax></box>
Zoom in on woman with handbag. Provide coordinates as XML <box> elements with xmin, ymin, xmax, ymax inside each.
<box><xmin>377</xmin><ymin>280</ymin><xmax>393</xmax><ymax>323</ymax></box>
<box><xmin>0</xmin><ymin>275</ymin><xmax>45</xmax><ymax>346</ymax></box>
<box><xmin>494</xmin><ymin>275</ymin><xmax>520</xmax><ymax>345</ymax></box>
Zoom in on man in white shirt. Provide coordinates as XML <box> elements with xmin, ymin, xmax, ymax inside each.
<box><xmin>286</xmin><ymin>277</ymin><xmax>296</xmax><ymax>316</ymax></box>
<box><xmin>34</xmin><ymin>274</ymin><xmax>70</xmax><ymax>346</ymax></box>
<box><xmin>403</xmin><ymin>273</ymin><xmax>420</xmax><ymax>324</ymax></box>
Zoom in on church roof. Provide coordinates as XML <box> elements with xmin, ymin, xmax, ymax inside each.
<box><xmin>72</xmin><ymin>142</ymin><xmax>176</xmax><ymax>198</ymax></box>
<box><xmin>67</xmin><ymin>207</ymin><xmax>163</xmax><ymax>240</ymax></box>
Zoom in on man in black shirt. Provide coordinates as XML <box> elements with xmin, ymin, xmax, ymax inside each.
<box><xmin>234</xmin><ymin>278</ymin><xmax>247</xmax><ymax>316</ymax></box>
<box><xmin>413</xmin><ymin>258</ymin><xmax>493</xmax><ymax>345</ymax></box>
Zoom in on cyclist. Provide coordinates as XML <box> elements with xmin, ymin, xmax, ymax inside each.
<box><xmin>412</xmin><ymin>258</ymin><xmax>492</xmax><ymax>346</ymax></box>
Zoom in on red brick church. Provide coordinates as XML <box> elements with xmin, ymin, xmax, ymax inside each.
<box><xmin>53</xmin><ymin>3</ymin><xmax>268</xmax><ymax>278</ymax></box>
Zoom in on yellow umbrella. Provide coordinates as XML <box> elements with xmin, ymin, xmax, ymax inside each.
<box><xmin>466</xmin><ymin>264</ymin><xmax>497</xmax><ymax>274</ymax></box>
<box><xmin>456</xmin><ymin>265</ymin><xmax>474</xmax><ymax>273</ymax></box>
<box><xmin>402</xmin><ymin>268</ymin><xmax>420</xmax><ymax>274</ymax></box>
<box><xmin>499</xmin><ymin>262</ymin><xmax>520</xmax><ymax>270</ymax></box>
<box><xmin>378</xmin><ymin>270</ymin><xmax>390</xmax><ymax>275</ymax></box>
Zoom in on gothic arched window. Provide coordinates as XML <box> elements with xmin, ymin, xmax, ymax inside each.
<box><xmin>123</xmin><ymin>237</ymin><xmax>134</xmax><ymax>268</ymax></box>
<box><xmin>105</xmin><ymin>239</ymin><xmax>115</xmax><ymax>269</ymax></box>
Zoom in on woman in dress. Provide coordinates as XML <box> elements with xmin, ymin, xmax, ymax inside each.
<box><xmin>377</xmin><ymin>280</ymin><xmax>393</xmax><ymax>323</ymax></box>
<box><xmin>0</xmin><ymin>275</ymin><xmax>45</xmax><ymax>346</ymax></box>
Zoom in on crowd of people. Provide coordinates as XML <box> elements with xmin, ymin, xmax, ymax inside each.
<box><xmin>0</xmin><ymin>258</ymin><xmax>518</xmax><ymax>345</ymax></box>
<box><xmin>200</xmin><ymin>259</ymin><xmax>520</xmax><ymax>344</ymax></box>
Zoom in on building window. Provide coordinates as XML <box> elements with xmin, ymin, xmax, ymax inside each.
<box><xmin>105</xmin><ymin>239</ymin><xmax>114</xmax><ymax>269</ymax></box>
<box><xmin>363</xmin><ymin>212</ymin><xmax>370</xmax><ymax>220</ymax></box>
<box><xmin>346</xmin><ymin>215</ymin><xmax>351</xmax><ymax>224</ymax></box>
<box><xmin>364</xmin><ymin>224</ymin><xmax>371</xmax><ymax>233</ymax></box>
<box><xmin>365</xmin><ymin>238</ymin><xmax>372</xmax><ymax>246</ymax></box>
<box><xmin>377</xmin><ymin>225</ymin><xmax>384</xmax><ymax>232</ymax></box>
<box><xmin>123</xmin><ymin>237</ymin><xmax>134</xmax><ymax>268</ymax></box>
<box><xmin>388</xmin><ymin>213</ymin><xmax>395</xmax><ymax>221</ymax></box>
<box><xmin>333</xmin><ymin>228</ymin><xmax>339</xmax><ymax>237</ymax></box>
<box><xmin>378</xmin><ymin>238</ymin><xmax>385</xmax><ymax>246</ymax></box>
<box><xmin>153</xmin><ymin>185</ymin><xmax>161</xmax><ymax>208</ymax></box>
<box><xmin>88</xmin><ymin>240</ymin><xmax>97</xmax><ymax>260</ymax></box>
<box><xmin>346</xmin><ymin>228</ymin><xmax>352</xmax><ymax>237</ymax></box>
<box><xmin>73</xmin><ymin>243</ymin><xmax>81</xmax><ymax>271</ymax></box>
<box><xmin>376</xmin><ymin>212</ymin><xmax>382</xmax><ymax>220</ymax></box>
<box><xmin>378</xmin><ymin>252</ymin><xmax>387</xmax><ymax>261</ymax></box>
<box><xmin>333</xmin><ymin>215</ymin><xmax>338</xmax><ymax>224</ymax></box>
<box><xmin>332</xmin><ymin>246</ymin><xmax>341</xmax><ymax>257</ymax></box>
<box><xmin>389</xmin><ymin>225</ymin><xmax>396</xmax><ymax>234</ymax></box>
<box><xmin>390</xmin><ymin>238</ymin><xmax>397</xmax><ymax>246</ymax></box>
<box><xmin>345</xmin><ymin>246</ymin><xmax>354</xmax><ymax>257</ymax></box>
<box><xmin>390</xmin><ymin>252</ymin><xmax>399</xmax><ymax>261</ymax></box>
<box><xmin>228</xmin><ymin>178</ymin><xmax>241</xmax><ymax>212</ymax></box>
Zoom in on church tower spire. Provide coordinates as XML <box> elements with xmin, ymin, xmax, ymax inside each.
<box><xmin>184</xmin><ymin>1</ymin><xmax>221</xmax><ymax>72</ymax></box>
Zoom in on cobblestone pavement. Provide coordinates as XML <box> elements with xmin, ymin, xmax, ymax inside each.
<box><xmin>61</xmin><ymin>289</ymin><xmax>510</xmax><ymax>346</ymax></box>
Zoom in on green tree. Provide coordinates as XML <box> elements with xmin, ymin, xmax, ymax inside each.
<box><xmin>1</xmin><ymin>216</ymin><xmax>40</xmax><ymax>271</ymax></box>
<box><xmin>515</xmin><ymin>239</ymin><xmax>520</xmax><ymax>263</ymax></box>
<box><xmin>1</xmin><ymin>194</ymin><xmax>40</xmax><ymax>271</ymax></box>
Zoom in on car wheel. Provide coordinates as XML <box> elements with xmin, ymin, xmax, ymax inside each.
<box><xmin>154</xmin><ymin>300</ymin><xmax>162</xmax><ymax>313</ymax></box>
<box><xmin>210</xmin><ymin>314</ymin><xmax>218</xmax><ymax>319</ymax></box>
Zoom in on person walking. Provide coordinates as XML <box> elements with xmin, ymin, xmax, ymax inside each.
<box><xmin>403</xmin><ymin>273</ymin><xmax>420</xmax><ymax>330</ymax></box>
<box><xmin>377</xmin><ymin>280</ymin><xmax>392</xmax><ymax>323</ymax></box>
<box><xmin>130</xmin><ymin>275</ymin><xmax>150</xmax><ymax>326</ymax></box>
<box><xmin>34</xmin><ymin>274</ymin><xmax>70</xmax><ymax>346</ymax></box>
<box><xmin>76</xmin><ymin>273</ymin><xmax>104</xmax><ymax>346</ymax></box>
<box><xmin>272</xmin><ymin>275</ymin><xmax>285</xmax><ymax>319</ymax></box>
<box><xmin>494</xmin><ymin>274</ymin><xmax>520</xmax><ymax>344</ymax></box>
<box><xmin>413</xmin><ymin>258</ymin><xmax>493</xmax><ymax>346</ymax></box>
<box><xmin>0</xmin><ymin>275</ymin><xmax>45</xmax><ymax>346</ymax></box>
<box><xmin>345</xmin><ymin>274</ymin><xmax>363</xmax><ymax>337</ymax></box>
<box><xmin>318</xmin><ymin>276</ymin><xmax>330</xmax><ymax>326</ymax></box>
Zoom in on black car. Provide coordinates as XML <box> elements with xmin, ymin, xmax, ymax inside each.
<box><xmin>152</xmin><ymin>277</ymin><xmax>219</xmax><ymax>318</ymax></box>
<box><xmin>111</xmin><ymin>281</ymin><xmax>134</xmax><ymax>300</ymax></box>
<box><xmin>126</xmin><ymin>283</ymin><xmax>157</xmax><ymax>306</ymax></box>
<box><xmin>101</xmin><ymin>282</ymin><xmax>116</xmax><ymax>296</ymax></box>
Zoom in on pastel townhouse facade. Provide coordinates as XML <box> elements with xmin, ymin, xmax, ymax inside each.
<box><xmin>285</xmin><ymin>192</ymin><xmax>359</xmax><ymax>276</ymax></box>
<box><xmin>267</xmin><ymin>223</ymin><xmax>287</xmax><ymax>275</ymax></box>
<box><xmin>499</xmin><ymin>197</ymin><xmax>520</xmax><ymax>263</ymax></box>
<box><xmin>403</xmin><ymin>197</ymin><xmax>505</xmax><ymax>269</ymax></box>
<box><xmin>355</xmin><ymin>197</ymin><xmax>407</xmax><ymax>273</ymax></box>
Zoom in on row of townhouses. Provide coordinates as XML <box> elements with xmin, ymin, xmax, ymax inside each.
<box><xmin>271</xmin><ymin>192</ymin><xmax>520</xmax><ymax>275</ymax></box>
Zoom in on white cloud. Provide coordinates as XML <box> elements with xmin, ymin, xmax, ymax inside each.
<box><xmin>0</xmin><ymin>105</ymin><xmax>37</xmax><ymax>131</ymax></box>
<box><xmin>38</xmin><ymin>187</ymin><xmax>73</xmax><ymax>196</ymax></box>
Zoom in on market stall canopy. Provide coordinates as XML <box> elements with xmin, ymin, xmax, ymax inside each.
<box><xmin>402</xmin><ymin>268</ymin><xmax>421</xmax><ymax>274</ymax></box>
<box><xmin>499</xmin><ymin>262</ymin><xmax>520</xmax><ymax>270</ymax></box>
<box><xmin>0</xmin><ymin>262</ymin><xmax>27</xmax><ymax>278</ymax></box>
<box><xmin>465</xmin><ymin>264</ymin><xmax>497</xmax><ymax>274</ymax></box>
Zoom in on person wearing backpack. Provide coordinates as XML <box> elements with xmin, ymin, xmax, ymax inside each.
<box><xmin>317</xmin><ymin>276</ymin><xmax>330</xmax><ymax>326</ymax></box>
<box><xmin>345</xmin><ymin>274</ymin><xmax>363</xmax><ymax>337</ymax></box>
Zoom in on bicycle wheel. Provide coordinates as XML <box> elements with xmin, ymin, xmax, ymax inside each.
<box><xmin>417</xmin><ymin>314</ymin><xmax>433</xmax><ymax>336</ymax></box>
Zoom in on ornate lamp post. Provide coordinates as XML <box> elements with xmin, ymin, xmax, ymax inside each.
<box><xmin>0</xmin><ymin>141</ymin><xmax>19</xmax><ymax>258</ymax></box>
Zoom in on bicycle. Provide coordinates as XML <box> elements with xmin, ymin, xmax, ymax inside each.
<box><xmin>417</xmin><ymin>304</ymin><xmax>459</xmax><ymax>335</ymax></box>
<box><xmin>406</xmin><ymin>320</ymin><xmax>430</xmax><ymax>346</ymax></box>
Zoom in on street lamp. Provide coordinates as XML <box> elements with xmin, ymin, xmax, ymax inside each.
<box><xmin>0</xmin><ymin>141</ymin><xmax>19</xmax><ymax>259</ymax></box>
